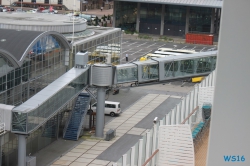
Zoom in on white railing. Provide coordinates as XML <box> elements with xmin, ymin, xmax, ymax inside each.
<box><xmin>114</xmin><ymin>70</ymin><xmax>216</xmax><ymax>166</ymax></box>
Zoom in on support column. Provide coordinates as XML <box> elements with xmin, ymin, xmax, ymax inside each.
<box><xmin>112</xmin><ymin>1</ymin><xmax>116</xmax><ymax>27</ymax></box>
<box><xmin>18</xmin><ymin>135</ymin><xmax>26</xmax><ymax>166</ymax></box>
<box><xmin>207</xmin><ymin>1</ymin><xmax>250</xmax><ymax>165</ymax></box>
<box><xmin>160</xmin><ymin>4</ymin><xmax>165</xmax><ymax>36</ymax></box>
<box><xmin>214</xmin><ymin>8</ymin><xmax>218</xmax><ymax>34</ymax></box>
<box><xmin>95</xmin><ymin>87</ymin><xmax>105</xmax><ymax>138</ymax></box>
<box><xmin>210</xmin><ymin>8</ymin><xmax>215</xmax><ymax>34</ymax></box>
<box><xmin>135</xmin><ymin>3</ymin><xmax>140</xmax><ymax>32</ymax></box>
<box><xmin>185</xmin><ymin>6</ymin><xmax>190</xmax><ymax>34</ymax></box>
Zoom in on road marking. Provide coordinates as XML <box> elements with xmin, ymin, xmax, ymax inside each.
<box><xmin>136</xmin><ymin>42</ymin><xmax>147</xmax><ymax>47</ymax></box>
<box><xmin>146</xmin><ymin>43</ymin><xmax>157</xmax><ymax>48</ymax></box>
<box><xmin>181</xmin><ymin>46</ymin><xmax>187</xmax><ymax>49</ymax></box>
<box><xmin>191</xmin><ymin>46</ymin><xmax>196</xmax><ymax>50</ymax></box>
<box><xmin>127</xmin><ymin>42</ymin><xmax>138</xmax><ymax>46</ymax></box>
<box><xmin>122</xmin><ymin>41</ymin><xmax>129</xmax><ymax>44</ymax></box>
<box><xmin>200</xmin><ymin>47</ymin><xmax>206</xmax><ymax>52</ymax></box>
<box><xmin>122</xmin><ymin>48</ymin><xmax>132</xmax><ymax>53</ymax></box>
<box><xmin>157</xmin><ymin>44</ymin><xmax>167</xmax><ymax>49</ymax></box>
<box><xmin>131</xmin><ymin>49</ymin><xmax>142</xmax><ymax>55</ymax></box>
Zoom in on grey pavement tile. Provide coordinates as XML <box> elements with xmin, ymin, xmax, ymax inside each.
<box><xmin>96</xmin><ymin>134</ymin><xmax>142</xmax><ymax>162</ymax></box>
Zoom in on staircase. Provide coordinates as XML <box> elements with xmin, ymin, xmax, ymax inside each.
<box><xmin>63</xmin><ymin>93</ymin><xmax>90</xmax><ymax>141</ymax></box>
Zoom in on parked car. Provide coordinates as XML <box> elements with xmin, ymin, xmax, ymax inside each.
<box><xmin>2</xmin><ymin>8</ymin><xmax>7</xmax><ymax>12</ymax></box>
<box><xmin>16</xmin><ymin>8</ymin><xmax>24</xmax><ymax>12</ymax></box>
<box><xmin>88</xmin><ymin>101</ymin><xmax>121</xmax><ymax>117</ymax></box>
<box><xmin>5</xmin><ymin>6</ymin><xmax>14</xmax><ymax>11</ymax></box>
<box><xmin>31</xmin><ymin>9</ymin><xmax>38</xmax><ymax>13</ymax></box>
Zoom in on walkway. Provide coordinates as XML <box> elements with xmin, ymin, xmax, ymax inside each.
<box><xmin>50</xmin><ymin>93</ymin><xmax>181</xmax><ymax>166</ymax></box>
<box><xmin>195</xmin><ymin>131</ymin><xmax>210</xmax><ymax>166</ymax></box>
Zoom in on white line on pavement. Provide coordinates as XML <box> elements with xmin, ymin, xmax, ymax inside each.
<box><xmin>122</xmin><ymin>49</ymin><xmax>133</xmax><ymax>53</ymax></box>
<box><xmin>131</xmin><ymin>49</ymin><xmax>142</xmax><ymax>55</ymax></box>
<box><xmin>122</xmin><ymin>41</ymin><xmax>129</xmax><ymax>44</ymax></box>
<box><xmin>146</xmin><ymin>43</ymin><xmax>157</xmax><ymax>48</ymax></box>
<box><xmin>136</xmin><ymin>42</ymin><xmax>147</xmax><ymax>47</ymax></box>
<box><xmin>200</xmin><ymin>47</ymin><xmax>206</xmax><ymax>52</ymax></box>
<box><xmin>181</xmin><ymin>46</ymin><xmax>187</xmax><ymax>49</ymax></box>
<box><xmin>191</xmin><ymin>46</ymin><xmax>196</xmax><ymax>50</ymax></box>
<box><xmin>127</xmin><ymin>42</ymin><xmax>138</xmax><ymax>46</ymax></box>
<box><xmin>157</xmin><ymin>44</ymin><xmax>167</xmax><ymax>48</ymax></box>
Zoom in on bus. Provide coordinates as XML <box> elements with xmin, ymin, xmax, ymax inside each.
<box><xmin>140</xmin><ymin>48</ymin><xmax>196</xmax><ymax>61</ymax></box>
<box><xmin>11</xmin><ymin>1</ymin><xmax>69</xmax><ymax>11</ymax></box>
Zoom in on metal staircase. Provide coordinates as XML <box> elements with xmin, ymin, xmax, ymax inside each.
<box><xmin>63</xmin><ymin>93</ymin><xmax>90</xmax><ymax>141</ymax></box>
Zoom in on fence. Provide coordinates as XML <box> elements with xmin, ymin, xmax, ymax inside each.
<box><xmin>114</xmin><ymin>70</ymin><xmax>216</xmax><ymax>166</ymax></box>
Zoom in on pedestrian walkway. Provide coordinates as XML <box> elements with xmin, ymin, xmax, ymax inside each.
<box><xmin>195</xmin><ymin>131</ymin><xmax>210</xmax><ymax>166</ymax></box>
<box><xmin>50</xmin><ymin>94</ymin><xmax>171</xmax><ymax>166</ymax></box>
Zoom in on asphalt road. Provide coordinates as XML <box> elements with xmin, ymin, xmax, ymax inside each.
<box><xmin>120</xmin><ymin>39</ymin><xmax>217</xmax><ymax>64</ymax></box>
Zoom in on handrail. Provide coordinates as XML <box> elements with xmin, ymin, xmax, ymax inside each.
<box><xmin>181</xmin><ymin>106</ymin><xmax>199</xmax><ymax>124</ymax></box>
<box><xmin>142</xmin><ymin>149</ymin><xmax>159</xmax><ymax>166</ymax></box>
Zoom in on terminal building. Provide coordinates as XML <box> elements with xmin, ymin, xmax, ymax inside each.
<box><xmin>0</xmin><ymin>12</ymin><xmax>121</xmax><ymax>165</ymax></box>
<box><xmin>112</xmin><ymin>0</ymin><xmax>223</xmax><ymax>36</ymax></box>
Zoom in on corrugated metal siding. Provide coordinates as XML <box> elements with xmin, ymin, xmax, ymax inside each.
<box><xmin>0</xmin><ymin>29</ymin><xmax>43</xmax><ymax>62</ymax></box>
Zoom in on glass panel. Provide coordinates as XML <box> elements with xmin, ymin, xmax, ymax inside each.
<box><xmin>115</xmin><ymin>1</ymin><xmax>137</xmax><ymax>32</ymax></box>
<box><xmin>117</xmin><ymin>67</ymin><xmax>138</xmax><ymax>83</ymax></box>
<box><xmin>180</xmin><ymin>59</ymin><xmax>194</xmax><ymax>76</ymax></box>
<box><xmin>141</xmin><ymin>64</ymin><xmax>159</xmax><ymax>80</ymax></box>
<box><xmin>189</xmin><ymin>7</ymin><xmax>212</xmax><ymax>33</ymax></box>
<box><xmin>164</xmin><ymin>5</ymin><xmax>186</xmax><ymax>36</ymax></box>
<box><xmin>140</xmin><ymin>3</ymin><xmax>161</xmax><ymax>34</ymax></box>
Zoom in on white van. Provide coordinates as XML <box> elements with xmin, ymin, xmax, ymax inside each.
<box><xmin>88</xmin><ymin>101</ymin><xmax>121</xmax><ymax>117</ymax></box>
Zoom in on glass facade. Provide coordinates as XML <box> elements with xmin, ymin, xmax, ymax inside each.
<box><xmin>115</xmin><ymin>1</ymin><xmax>137</xmax><ymax>32</ymax></box>
<box><xmin>12</xmin><ymin>70</ymin><xmax>88</xmax><ymax>134</ymax></box>
<box><xmin>140</xmin><ymin>3</ymin><xmax>161</xmax><ymax>34</ymax></box>
<box><xmin>164</xmin><ymin>5</ymin><xmax>186</xmax><ymax>36</ymax></box>
<box><xmin>189</xmin><ymin>7</ymin><xmax>212</xmax><ymax>33</ymax></box>
<box><xmin>74</xmin><ymin>30</ymin><xmax>122</xmax><ymax>66</ymax></box>
<box><xmin>1</xmin><ymin>108</ymin><xmax>72</xmax><ymax>166</ymax></box>
<box><xmin>113</xmin><ymin>2</ymin><xmax>217</xmax><ymax>36</ymax></box>
<box><xmin>0</xmin><ymin>35</ymin><xmax>66</xmax><ymax>106</ymax></box>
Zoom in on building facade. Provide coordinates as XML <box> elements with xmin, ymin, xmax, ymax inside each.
<box><xmin>0</xmin><ymin>13</ymin><xmax>121</xmax><ymax>166</ymax></box>
<box><xmin>112</xmin><ymin>0</ymin><xmax>222</xmax><ymax>37</ymax></box>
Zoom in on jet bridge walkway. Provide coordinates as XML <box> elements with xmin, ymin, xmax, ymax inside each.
<box><xmin>10</xmin><ymin>51</ymin><xmax>217</xmax><ymax>136</ymax></box>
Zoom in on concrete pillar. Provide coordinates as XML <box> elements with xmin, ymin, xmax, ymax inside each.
<box><xmin>135</xmin><ymin>3</ymin><xmax>140</xmax><ymax>32</ymax></box>
<box><xmin>112</xmin><ymin>1</ymin><xmax>116</xmax><ymax>27</ymax></box>
<box><xmin>210</xmin><ymin>8</ymin><xmax>215</xmax><ymax>34</ymax></box>
<box><xmin>18</xmin><ymin>135</ymin><xmax>26</xmax><ymax>166</ymax></box>
<box><xmin>214</xmin><ymin>8</ymin><xmax>218</xmax><ymax>34</ymax></box>
<box><xmin>185</xmin><ymin>6</ymin><xmax>190</xmax><ymax>34</ymax></box>
<box><xmin>160</xmin><ymin>4</ymin><xmax>165</xmax><ymax>36</ymax></box>
<box><xmin>95</xmin><ymin>87</ymin><xmax>105</xmax><ymax>138</ymax></box>
<box><xmin>207</xmin><ymin>1</ymin><xmax>250</xmax><ymax>165</ymax></box>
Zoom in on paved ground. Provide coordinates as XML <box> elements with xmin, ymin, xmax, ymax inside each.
<box><xmin>34</xmin><ymin>81</ymin><xmax>195</xmax><ymax>166</ymax></box>
<box><xmin>120</xmin><ymin>38</ymin><xmax>217</xmax><ymax>64</ymax></box>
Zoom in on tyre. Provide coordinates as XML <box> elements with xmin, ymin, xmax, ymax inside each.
<box><xmin>110</xmin><ymin>112</ymin><xmax>115</xmax><ymax>117</ymax></box>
